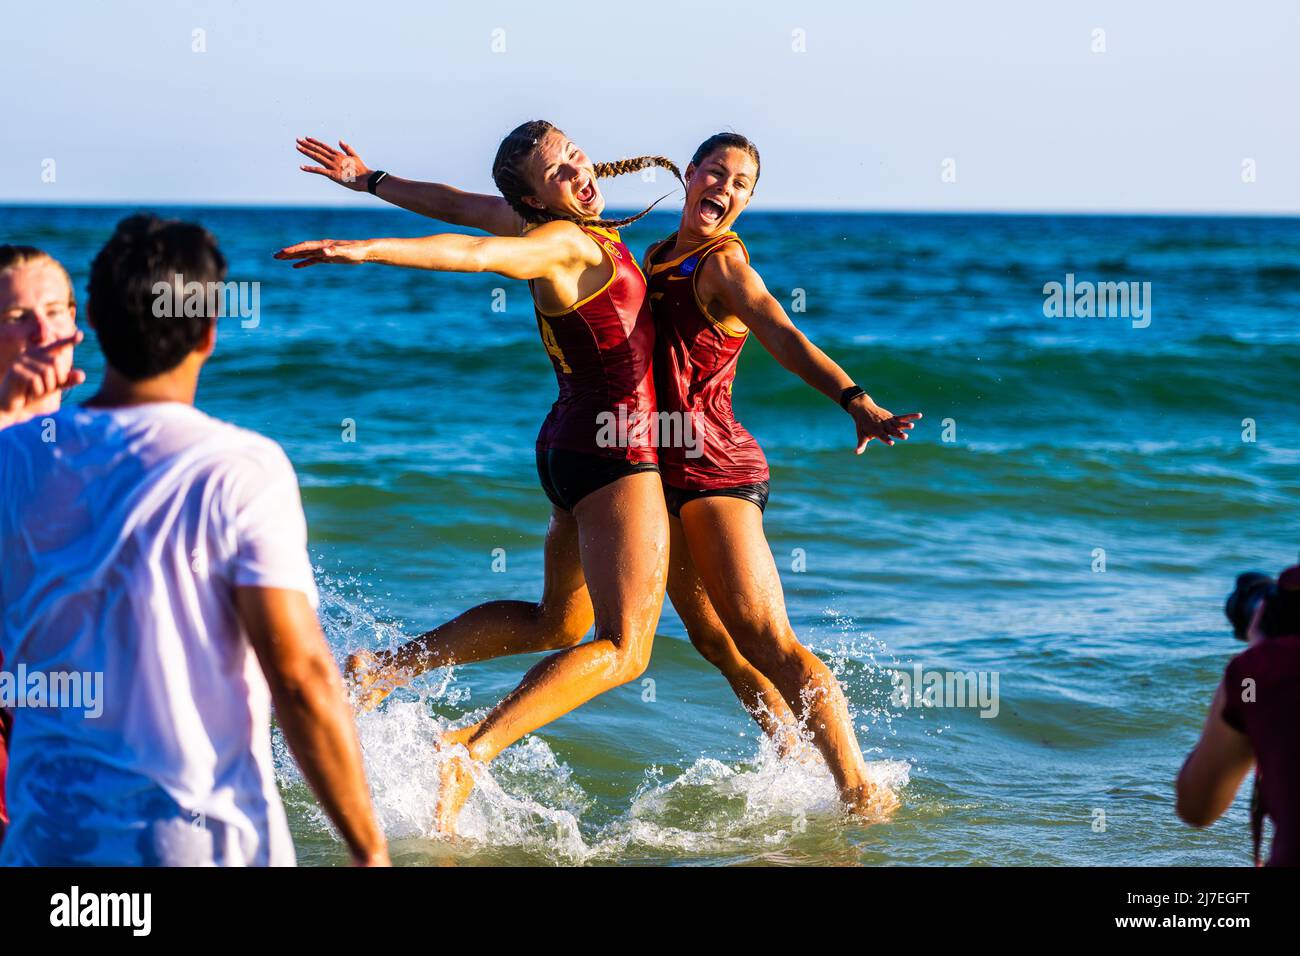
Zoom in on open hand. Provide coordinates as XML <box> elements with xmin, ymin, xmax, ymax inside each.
<box><xmin>296</xmin><ymin>137</ymin><xmax>372</xmax><ymax>191</ymax></box>
<box><xmin>850</xmin><ymin>399</ymin><xmax>921</xmax><ymax>453</ymax></box>
<box><xmin>274</xmin><ymin>238</ymin><xmax>372</xmax><ymax>268</ymax></box>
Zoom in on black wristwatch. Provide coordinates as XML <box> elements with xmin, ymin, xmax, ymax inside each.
<box><xmin>366</xmin><ymin>170</ymin><xmax>390</xmax><ymax>195</ymax></box>
<box><xmin>839</xmin><ymin>385</ymin><xmax>866</xmax><ymax>411</ymax></box>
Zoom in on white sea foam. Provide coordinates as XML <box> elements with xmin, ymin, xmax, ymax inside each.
<box><xmin>276</xmin><ymin>583</ymin><xmax>913</xmax><ymax>862</ymax></box>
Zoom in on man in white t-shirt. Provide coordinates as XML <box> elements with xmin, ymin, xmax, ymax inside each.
<box><xmin>0</xmin><ymin>215</ymin><xmax>388</xmax><ymax>866</ymax></box>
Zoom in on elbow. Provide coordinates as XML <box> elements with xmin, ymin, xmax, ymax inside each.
<box><xmin>1174</xmin><ymin>770</ymin><xmax>1217</xmax><ymax>828</ymax></box>
<box><xmin>1175</xmin><ymin>796</ymin><xmax>1215</xmax><ymax>829</ymax></box>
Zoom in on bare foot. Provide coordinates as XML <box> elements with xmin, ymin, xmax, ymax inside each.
<box><xmin>433</xmin><ymin>725</ymin><xmax>481</xmax><ymax>837</ymax></box>
<box><xmin>843</xmin><ymin>780</ymin><xmax>900</xmax><ymax>822</ymax></box>
<box><xmin>767</xmin><ymin>719</ymin><xmax>805</xmax><ymax>760</ymax></box>
<box><xmin>345</xmin><ymin>650</ymin><xmax>401</xmax><ymax>713</ymax></box>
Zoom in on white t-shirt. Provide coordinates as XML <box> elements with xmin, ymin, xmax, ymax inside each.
<box><xmin>0</xmin><ymin>402</ymin><xmax>318</xmax><ymax>866</ymax></box>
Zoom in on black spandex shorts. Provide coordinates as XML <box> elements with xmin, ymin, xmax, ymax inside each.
<box><xmin>662</xmin><ymin>480</ymin><xmax>770</xmax><ymax>518</ymax></box>
<box><xmin>536</xmin><ymin>447</ymin><xmax>660</xmax><ymax>512</ymax></box>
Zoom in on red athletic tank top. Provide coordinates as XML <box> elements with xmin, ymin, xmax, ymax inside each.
<box><xmin>531</xmin><ymin>225</ymin><xmax>657</xmax><ymax>463</ymax></box>
<box><xmin>646</xmin><ymin>231</ymin><xmax>769</xmax><ymax>489</ymax></box>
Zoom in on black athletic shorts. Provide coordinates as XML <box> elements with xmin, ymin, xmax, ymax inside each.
<box><xmin>536</xmin><ymin>447</ymin><xmax>660</xmax><ymax>512</ymax></box>
<box><xmin>662</xmin><ymin>480</ymin><xmax>770</xmax><ymax>518</ymax></box>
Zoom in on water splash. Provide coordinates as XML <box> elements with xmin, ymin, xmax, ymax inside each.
<box><xmin>278</xmin><ymin>583</ymin><xmax>914</xmax><ymax>862</ymax></box>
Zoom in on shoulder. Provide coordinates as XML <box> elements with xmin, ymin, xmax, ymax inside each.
<box><xmin>524</xmin><ymin>219</ymin><xmax>603</xmax><ymax>263</ymax></box>
<box><xmin>185</xmin><ymin>409</ymin><xmax>298</xmax><ymax>486</ymax></box>
<box><xmin>708</xmin><ymin>238</ymin><xmax>752</xmax><ymax>271</ymax></box>
<box><xmin>1228</xmin><ymin>635</ymin><xmax>1300</xmax><ymax>680</ymax></box>
<box><xmin>698</xmin><ymin>238</ymin><xmax>761</xmax><ymax>299</ymax></box>
<box><xmin>0</xmin><ymin>406</ymin><xmax>71</xmax><ymax>457</ymax></box>
<box><xmin>642</xmin><ymin>235</ymin><xmax>675</xmax><ymax>268</ymax></box>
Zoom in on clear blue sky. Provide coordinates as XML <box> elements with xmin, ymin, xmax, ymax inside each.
<box><xmin>3</xmin><ymin>0</ymin><xmax>1297</xmax><ymax>212</ymax></box>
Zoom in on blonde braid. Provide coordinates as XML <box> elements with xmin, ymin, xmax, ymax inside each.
<box><xmin>491</xmin><ymin>122</ymin><xmax>686</xmax><ymax>231</ymax></box>
<box><xmin>575</xmin><ymin>155</ymin><xmax>685</xmax><ymax>229</ymax></box>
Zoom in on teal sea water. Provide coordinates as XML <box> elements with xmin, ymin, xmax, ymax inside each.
<box><xmin>6</xmin><ymin>205</ymin><xmax>1298</xmax><ymax>866</ymax></box>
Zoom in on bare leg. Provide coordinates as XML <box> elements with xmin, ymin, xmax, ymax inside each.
<box><xmin>347</xmin><ymin>507</ymin><xmax>592</xmax><ymax>710</ymax></box>
<box><xmin>434</xmin><ymin>471</ymin><xmax>669</xmax><ymax>833</ymax></box>
<box><xmin>666</xmin><ymin>514</ymin><xmax>798</xmax><ymax>747</ymax></box>
<box><xmin>678</xmin><ymin>496</ymin><xmax>896</xmax><ymax>818</ymax></box>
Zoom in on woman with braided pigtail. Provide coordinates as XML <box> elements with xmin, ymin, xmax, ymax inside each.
<box><xmin>294</xmin><ymin>126</ymin><xmax>914</xmax><ymax>823</ymax></box>
<box><xmin>278</xmin><ymin>121</ymin><xmax>683</xmax><ymax>834</ymax></box>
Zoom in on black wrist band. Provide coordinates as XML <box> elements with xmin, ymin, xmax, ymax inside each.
<box><xmin>366</xmin><ymin>170</ymin><xmax>389</xmax><ymax>195</ymax></box>
<box><xmin>839</xmin><ymin>385</ymin><xmax>866</xmax><ymax>410</ymax></box>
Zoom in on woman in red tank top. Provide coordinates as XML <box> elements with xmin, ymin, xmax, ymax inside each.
<box><xmin>278</xmin><ymin>121</ymin><xmax>684</xmax><ymax>834</ymax></box>
<box><xmin>641</xmin><ymin>134</ymin><xmax>921</xmax><ymax>817</ymax></box>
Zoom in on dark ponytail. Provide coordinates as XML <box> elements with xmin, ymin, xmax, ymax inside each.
<box><xmin>691</xmin><ymin>132</ymin><xmax>762</xmax><ymax>189</ymax></box>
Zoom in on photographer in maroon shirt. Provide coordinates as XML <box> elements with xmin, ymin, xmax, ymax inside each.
<box><xmin>1176</xmin><ymin>563</ymin><xmax>1300</xmax><ymax>866</ymax></box>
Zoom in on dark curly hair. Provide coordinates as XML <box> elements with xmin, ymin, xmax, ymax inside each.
<box><xmin>87</xmin><ymin>214</ymin><xmax>227</xmax><ymax>381</ymax></box>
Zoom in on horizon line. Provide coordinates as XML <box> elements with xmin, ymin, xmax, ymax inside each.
<box><xmin>2</xmin><ymin>200</ymin><xmax>1299</xmax><ymax>220</ymax></box>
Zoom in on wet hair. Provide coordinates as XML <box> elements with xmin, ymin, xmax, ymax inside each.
<box><xmin>0</xmin><ymin>245</ymin><xmax>76</xmax><ymax>309</ymax></box>
<box><xmin>87</xmin><ymin>214</ymin><xmax>227</xmax><ymax>381</ymax></box>
<box><xmin>492</xmin><ymin>120</ymin><xmax>684</xmax><ymax>229</ymax></box>
<box><xmin>690</xmin><ymin>132</ymin><xmax>761</xmax><ymax>190</ymax></box>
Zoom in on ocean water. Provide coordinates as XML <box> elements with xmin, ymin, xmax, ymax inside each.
<box><xmin>6</xmin><ymin>205</ymin><xmax>1298</xmax><ymax>866</ymax></box>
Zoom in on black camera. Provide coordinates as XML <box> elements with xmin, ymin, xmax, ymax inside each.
<box><xmin>1225</xmin><ymin>561</ymin><xmax>1300</xmax><ymax>641</ymax></box>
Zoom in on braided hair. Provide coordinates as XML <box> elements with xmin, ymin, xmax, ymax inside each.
<box><xmin>492</xmin><ymin>120</ymin><xmax>683</xmax><ymax>230</ymax></box>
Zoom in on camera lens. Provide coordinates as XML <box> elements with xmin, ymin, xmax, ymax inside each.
<box><xmin>1226</xmin><ymin>572</ymin><xmax>1274</xmax><ymax>641</ymax></box>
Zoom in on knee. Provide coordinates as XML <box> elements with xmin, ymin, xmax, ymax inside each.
<box><xmin>536</xmin><ymin>598</ymin><xmax>593</xmax><ymax>651</ymax></box>
<box><xmin>619</xmin><ymin>650</ymin><xmax>652</xmax><ymax>686</ymax></box>
<box><xmin>688</xmin><ymin>626</ymin><xmax>738</xmax><ymax>669</ymax></box>
<box><xmin>729</xmin><ymin>618</ymin><xmax>804</xmax><ymax>676</ymax></box>
<box><xmin>602</xmin><ymin>628</ymin><xmax>654</xmax><ymax>686</ymax></box>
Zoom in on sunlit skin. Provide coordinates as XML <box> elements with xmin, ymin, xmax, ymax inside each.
<box><xmin>1174</xmin><ymin>603</ymin><xmax>1259</xmax><ymax>829</ymax></box>
<box><xmin>279</xmin><ymin>130</ymin><xmax>670</xmax><ymax>834</ymax></box>
<box><xmin>293</xmin><ymin>133</ymin><xmax>916</xmax><ymax>822</ymax></box>
<box><xmin>0</xmin><ymin>262</ymin><xmax>85</xmax><ymax>428</ymax></box>
<box><xmin>642</xmin><ymin>146</ymin><xmax>919</xmax><ymax>815</ymax></box>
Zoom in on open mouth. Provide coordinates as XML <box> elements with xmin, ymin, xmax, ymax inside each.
<box><xmin>699</xmin><ymin>197</ymin><xmax>726</xmax><ymax>223</ymax></box>
<box><xmin>576</xmin><ymin>177</ymin><xmax>596</xmax><ymax>205</ymax></box>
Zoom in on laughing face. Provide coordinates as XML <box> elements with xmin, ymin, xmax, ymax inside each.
<box><xmin>522</xmin><ymin>129</ymin><xmax>604</xmax><ymax>221</ymax></box>
<box><xmin>683</xmin><ymin>147</ymin><xmax>758</xmax><ymax>238</ymax></box>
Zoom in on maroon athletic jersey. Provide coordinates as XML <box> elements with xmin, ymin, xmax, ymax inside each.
<box><xmin>531</xmin><ymin>225</ymin><xmax>657</xmax><ymax>463</ymax></box>
<box><xmin>646</xmin><ymin>231</ymin><xmax>769</xmax><ymax>489</ymax></box>
<box><xmin>1221</xmin><ymin>634</ymin><xmax>1300</xmax><ymax>866</ymax></box>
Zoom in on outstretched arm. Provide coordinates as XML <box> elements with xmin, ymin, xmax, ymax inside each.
<box><xmin>296</xmin><ymin>137</ymin><xmax>523</xmax><ymax>237</ymax></box>
<box><xmin>274</xmin><ymin>219</ymin><xmax>596</xmax><ymax>282</ymax></box>
<box><xmin>702</xmin><ymin>249</ymin><xmax>921</xmax><ymax>453</ymax></box>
